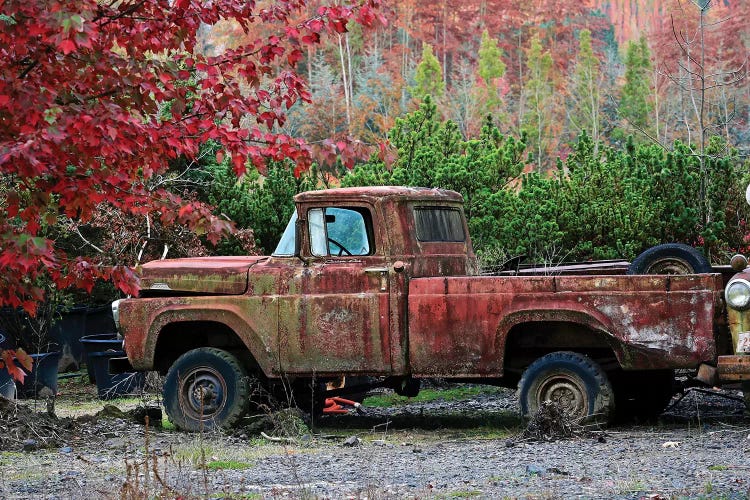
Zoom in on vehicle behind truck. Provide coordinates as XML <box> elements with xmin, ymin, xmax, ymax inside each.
<box><xmin>112</xmin><ymin>186</ymin><xmax>750</xmax><ymax>430</ymax></box>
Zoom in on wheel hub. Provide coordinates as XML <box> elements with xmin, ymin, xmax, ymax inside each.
<box><xmin>182</xmin><ymin>368</ymin><xmax>226</xmax><ymax>418</ymax></box>
<box><xmin>646</xmin><ymin>257</ymin><xmax>692</xmax><ymax>275</ymax></box>
<box><xmin>536</xmin><ymin>374</ymin><xmax>588</xmax><ymax>418</ymax></box>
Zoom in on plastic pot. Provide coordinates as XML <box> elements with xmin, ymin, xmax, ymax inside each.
<box><xmin>80</xmin><ymin>333</ymin><xmax>122</xmax><ymax>383</ymax></box>
<box><xmin>15</xmin><ymin>351</ymin><xmax>61</xmax><ymax>399</ymax></box>
<box><xmin>89</xmin><ymin>350</ymin><xmax>145</xmax><ymax>400</ymax></box>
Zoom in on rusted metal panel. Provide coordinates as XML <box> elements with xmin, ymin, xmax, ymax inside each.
<box><xmin>274</xmin><ymin>196</ymin><xmax>395</xmax><ymax>376</ymax></box>
<box><xmin>717</xmin><ymin>355</ymin><xmax>750</xmax><ymax>381</ymax></box>
<box><xmin>408</xmin><ymin>274</ymin><xmax>720</xmax><ymax>376</ymax></box>
<box><xmin>138</xmin><ymin>256</ymin><xmax>266</xmax><ymax>294</ymax></box>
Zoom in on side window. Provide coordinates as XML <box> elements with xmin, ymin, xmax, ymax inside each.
<box><xmin>308</xmin><ymin>207</ymin><xmax>373</xmax><ymax>257</ymax></box>
<box><xmin>414</xmin><ymin>207</ymin><xmax>466</xmax><ymax>242</ymax></box>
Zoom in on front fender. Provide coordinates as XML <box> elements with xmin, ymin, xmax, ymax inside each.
<box><xmin>119</xmin><ymin>296</ymin><xmax>278</xmax><ymax>376</ymax></box>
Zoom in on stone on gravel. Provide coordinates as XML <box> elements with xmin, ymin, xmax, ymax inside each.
<box><xmin>22</xmin><ymin>439</ymin><xmax>37</xmax><ymax>451</ymax></box>
<box><xmin>343</xmin><ymin>435</ymin><xmax>360</xmax><ymax>447</ymax></box>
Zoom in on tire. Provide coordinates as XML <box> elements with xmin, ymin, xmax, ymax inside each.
<box><xmin>627</xmin><ymin>243</ymin><xmax>711</xmax><ymax>275</ymax></box>
<box><xmin>163</xmin><ymin>348</ymin><xmax>250</xmax><ymax>432</ymax></box>
<box><xmin>518</xmin><ymin>351</ymin><xmax>614</xmax><ymax>424</ymax></box>
<box><xmin>610</xmin><ymin>369</ymin><xmax>674</xmax><ymax>421</ymax></box>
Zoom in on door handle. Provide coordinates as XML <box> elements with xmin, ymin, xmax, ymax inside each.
<box><xmin>364</xmin><ymin>267</ymin><xmax>388</xmax><ymax>291</ymax></box>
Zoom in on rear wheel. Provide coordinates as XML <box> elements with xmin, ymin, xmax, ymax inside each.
<box><xmin>163</xmin><ymin>348</ymin><xmax>250</xmax><ymax>432</ymax></box>
<box><xmin>518</xmin><ymin>351</ymin><xmax>614</xmax><ymax>424</ymax></box>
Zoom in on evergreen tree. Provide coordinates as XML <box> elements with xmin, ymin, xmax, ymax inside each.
<box><xmin>411</xmin><ymin>43</ymin><xmax>445</xmax><ymax>101</ymax></box>
<box><xmin>205</xmin><ymin>156</ymin><xmax>314</xmax><ymax>254</ymax></box>
<box><xmin>477</xmin><ymin>30</ymin><xmax>506</xmax><ymax>119</ymax></box>
<box><xmin>568</xmin><ymin>29</ymin><xmax>603</xmax><ymax>152</ymax></box>
<box><xmin>619</xmin><ymin>36</ymin><xmax>654</xmax><ymax>138</ymax></box>
<box><xmin>521</xmin><ymin>34</ymin><xmax>554</xmax><ymax>171</ymax></box>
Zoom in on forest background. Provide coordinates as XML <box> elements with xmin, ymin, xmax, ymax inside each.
<box><xmin>198</xmin><ymin>0</ymin><xmax>750</xmax><ymax>268</ymax></box>
<box><xmin>2</xmin><ymin>0</ymin><xmax>750</xmax><ymax>313</ymax></box>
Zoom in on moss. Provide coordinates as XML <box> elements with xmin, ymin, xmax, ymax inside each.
<box><xmin>206</xmin><ymin>460</ymin><xmax>253</xmax><ymax>470</ymax></box>
<box><xmin>363</xmin><ymin>385</ymin><xmax>506</xmax><ymax>407</ymax></box>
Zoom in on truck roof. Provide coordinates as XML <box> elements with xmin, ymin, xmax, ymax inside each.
<box><xmin>294</xmin><ymin>186</ymin><xmax>463</xmax><ymax>204</ymax></box>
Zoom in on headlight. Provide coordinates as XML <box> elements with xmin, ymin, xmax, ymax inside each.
<box><xmin>725</xmin><ymin>279</ymin><xmax>750</xmax><ymax>310</ymax></box>
<box><xmin>111</xmin><ymin>299</ymin><xmax>122</xmax><ymax>330</ymax></box>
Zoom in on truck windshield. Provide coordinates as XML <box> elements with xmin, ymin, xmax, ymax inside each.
<box><xmin>272</xmin><ymin>212</ymin><xmax>298</xmax><ymax>256</ymax></box>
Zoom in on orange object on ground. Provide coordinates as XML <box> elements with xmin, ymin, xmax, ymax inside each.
<box><xmin>323</xmin><ymin>396</ymin><xmax>365</xmax><ymax>414</ymax></box>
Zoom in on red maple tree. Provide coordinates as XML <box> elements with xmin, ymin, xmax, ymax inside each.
<box><xmin>0</xmin><ymin>0</ymin><xmax>382</xmax><ymax>379</ymax></box>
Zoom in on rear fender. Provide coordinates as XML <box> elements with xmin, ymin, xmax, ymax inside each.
<box><xmin>497</xmin><ymin>309</ymin><xmax>624</xmax><ymax>367</ymax></box>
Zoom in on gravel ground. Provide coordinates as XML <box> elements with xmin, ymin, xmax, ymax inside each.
<box><xmin>0</xmin><ymin>380</ymin><xmax>748</xmax><ymax>499</ymax></box>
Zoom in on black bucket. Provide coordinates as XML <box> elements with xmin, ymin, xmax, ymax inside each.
<box><xmin>15</xmin><ymin>351</ymin><xmax>61</xmax><ymax>399</ymax></box>
<box><xmin>89</xmin><ymin>350</ymin><xmax>145</xmax><ymax>400</ymax></box>
<box><xmin>80</xmin><ymin>334</ymin><xmax>122</xmax><ymax>383</ymax></box>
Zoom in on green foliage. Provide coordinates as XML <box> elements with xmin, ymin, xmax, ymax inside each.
<box><xmin>362</xmin><ymin>385</ymin><xmax>506</xmax><ymax>407</ymax></box>
<box><xmin>199</xmin><ymin>145</ymin><xmax>314</xmax><ymax>254</ymax></box>
<box><xmin>342</xmin><ymin>99</ymin><xmax>526</xmax><ymax>253</ymax></box>
<box><xmin>477</xmin><ymin>30</ymin><xmax>506</xmax><ymax>115</ymax></box>
<box><xmin>522</xmin><ymin>34</ymin><xmax>555</xmax><ymax>170</ymax></box>
<box><xmin>205</xmin><ymin>460</ymin><xmax>253</xmax><ymax>470</ymax></box>
<box><xmin>501</xmin><ymin>133</ymin><xmax>746</xmax><ymax>262</ymax></box>
<box><xmin>343</xmin><ymin>99</ymin><xmax>746</xmax><ymax>265</ymax></box>
<box><xmin>619</xmin><ymin>36</ymin><xmax>653</xmax><ymax>137</ymax></box>
<box><xmin>412</xmin><ymin>43</ymin><xmax>445</xmax><ymax>100</ymax></box>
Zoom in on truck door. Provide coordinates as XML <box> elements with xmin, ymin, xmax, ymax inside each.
<box><xmin>279</xmin><ymin>204</ymin><xmax>399</xmax><ymax>375</ymax></box>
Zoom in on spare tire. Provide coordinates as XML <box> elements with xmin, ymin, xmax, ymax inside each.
<box><xmin>627</xmin><ymin>243</ymin><xmax>711</xmax><ymax>275</ymax></box>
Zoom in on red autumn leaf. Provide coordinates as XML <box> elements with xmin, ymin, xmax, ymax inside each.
<box><xmin>58</xmin><ymin>38</ymin><xmax>76</xmax><ymax>54</ymax></box>
<box><xmin>15</xmin><ymin>349</ymin><xmax>33</xmax><ymax>372</ymax></box>
<box><xmin>1</xmin><ymin>350</ymin><xmax>27</xmax><ymax>383</ymax></box>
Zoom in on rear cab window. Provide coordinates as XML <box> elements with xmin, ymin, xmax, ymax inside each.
<box><xmin>414</xmin><ymin>207</ymin><xmax>466</xmax><ymax>242</ymax></box>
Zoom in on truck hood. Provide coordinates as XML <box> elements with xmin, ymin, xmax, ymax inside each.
<box><xmin>138</xmin><ymin>256</ymin><xmax>268</xmax><ymax>294</ymax></box>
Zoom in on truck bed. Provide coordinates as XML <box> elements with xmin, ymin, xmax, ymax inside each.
<box><xmin>407</xmin><ymin>273</ymin><xmax>723</xmax><ymax>377</ymax></box>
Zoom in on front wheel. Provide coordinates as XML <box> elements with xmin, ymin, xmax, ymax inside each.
<box><xmin>163</xmin><ymin>348</ymin><xmax>251</xmax><ymax>432</ymax></box>
<box><xmin>518</xmin><ymin>351</ymin><xmax>615</xmax><ymax>424</ymax></box>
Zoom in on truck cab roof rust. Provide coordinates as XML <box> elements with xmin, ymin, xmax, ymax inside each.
<box><xmin>293</xmin><ymin>186</ymin><xmax>464</xmax><ymax>204</ymax></box>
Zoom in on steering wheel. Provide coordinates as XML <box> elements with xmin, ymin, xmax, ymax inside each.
<box><xmin>327</xmin><ymin>237</ymin><xmax>352</xmax><ymax>256</ymax></box>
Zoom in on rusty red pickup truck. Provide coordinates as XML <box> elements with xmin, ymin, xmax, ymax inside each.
<box><xmin>113</xmin><ymin>186</ymin><xmax>750</xmax><ymax>430</ymax></box>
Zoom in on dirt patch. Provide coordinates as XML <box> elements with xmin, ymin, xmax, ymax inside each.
<box><xmin>0</xmin><ymin>398</ymin><xmax>76</xmax><ymax>451</ymax></box>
